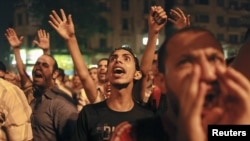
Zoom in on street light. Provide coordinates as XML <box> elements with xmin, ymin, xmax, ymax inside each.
<box><xmin>142</xmin><ymin>37</ymin><xmax>159</xmax><ymax>46</ymax></box>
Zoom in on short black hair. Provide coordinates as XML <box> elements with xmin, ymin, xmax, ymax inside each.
<box><xmin>108</xmin><ymin>47</ymin><xmax>140</xmax><ymax>71</ymax></box>
<box><xmin>97</xmin><ymin>58</ymin><xmax>109</xmax><ymax>66</ymax></box>
<box><xmin>57</xmin><ymin>67</ymin><xmax>65</xmax><ymax>81</ymax></box>
<box><xmin>0</xmin><ymin>61</ymin><xmax>7</xmax><ymax>73</ymax></box>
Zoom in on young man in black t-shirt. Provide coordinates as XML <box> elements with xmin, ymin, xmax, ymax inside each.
<box><xmin>48</xmin><ymin>9</ymin><xmax>155</xmax><ymax>141</ymax></box>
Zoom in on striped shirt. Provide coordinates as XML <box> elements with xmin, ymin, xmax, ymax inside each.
<box><xmin>0</xmin><ymin>78</ymin><xmax>32</xmax><ymax>141</ymax></box>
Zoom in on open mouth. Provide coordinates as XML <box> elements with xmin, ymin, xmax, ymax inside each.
<box><xmin>112</xmin><ymin>67</ymin><xmax>126</xmax><ymax>78</ymax></box>
<box><xmin>33</xmin><ymin>72</ymin><xmax>43</xmax><ymax>78</ymax></box>
<box><xmin>204</xmin><ymin>89</ymin><xmax>220</xmax><ymax>109</ymax></box>
<box><xmin>205</xmin><ymin>92</ymin><xmax>217</xmax><ymax>103</ymax></box>
<box><xmin>113</xmin><ymin>67</ymin><xmax>125</xmax><ymax>74</ymax></box>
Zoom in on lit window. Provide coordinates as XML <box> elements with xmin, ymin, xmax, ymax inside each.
<box><xmin>142</xmin><ymin>37</ymin><xmax>159</xmax><ymax>45</ymax></box>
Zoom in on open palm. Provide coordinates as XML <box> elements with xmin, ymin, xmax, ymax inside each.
<box><xmin>49</xmin><ymin>9</ymin><xmax>75</xmax><ymax>40</ymax></box>
<box><xmin>5</xmin><ymin>28</ymin><xmax>23</xmax><ymax>48</ymax></box>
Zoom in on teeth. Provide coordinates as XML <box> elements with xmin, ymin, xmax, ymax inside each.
<box><xmin>114</xmin><ymin>68</ymin><xmax>122</xmax><ymax>71</ymax></box>
<box><xmin>113</xmin><ymin>67</ymin><xmax>124</xmax><ymax>73</ymax></box>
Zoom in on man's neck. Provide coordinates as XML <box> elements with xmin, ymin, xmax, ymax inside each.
<box><xmin>106</xmin><ymin>97</ymin><xmax>134</xmax><ymax>112</ymax></box>
<box><xmin>106</xmin><ymin>84</ymin><xmax>134</xmax><ymax>112</ymax></box>
<box><xmin>98</xmin><ymin>80</ymin><xmax>106</xmax><ymax>86</ymax></box>
<box><xmin>33</xmin><ymin>86</ymin><xmax>46</xmax><ymax>98</ymax></box>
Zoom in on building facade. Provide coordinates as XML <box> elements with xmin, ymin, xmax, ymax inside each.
<box><xmin>13</xmin><ymin>0</ymin><xmax>249</xmax><ymax>65</ymax></box>
<box><xmin>13</xmin><ymin>0</ymin><xmax>165</xmax><ymax>59</ymax></box>
<box><xmin>89</xmin><ymin>0</ymin><xmax>166</xmax><ymax>57</ymax></box>
<box><xmin>175</xmin><ymin>0</ymin><xmax>250</xmax><ymax>58</ymax></box>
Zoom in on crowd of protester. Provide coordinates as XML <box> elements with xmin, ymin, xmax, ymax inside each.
<box><xmin>0</xmin><ymin>5</ymin><xmax>250</xmax><ymax>141</ymax></box>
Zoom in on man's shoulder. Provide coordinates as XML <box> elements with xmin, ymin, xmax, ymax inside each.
<box><xmin>133</xmin><ymin>102</ymin><xmax>155</xmax><ymax>115</ymax></box>
<box><xmin>0</xmin><ymin>78</ymin><xmax>20</xmax><ymax>92</ymax></box>
<box><xmin>80</xmin><ymin>101</ymin><xmax>107</xmax><ymax>116</ymax></box>
<box><xmin>83</xmin><ymin>100</ymin><xmax>107</xmax><ymax>110</ymax></box>
<box><xmin>45</xmin><ymin>87</ymin><xmax>77</xmax><ymax>107</ymax></box>
<box><xmin>0</xmin><ymin>78</ymin><xmax>28</xmax><ymax>102</ymax></box>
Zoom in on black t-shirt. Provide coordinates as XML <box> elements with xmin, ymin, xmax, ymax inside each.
<box><xmin>123</xmin><ymin>115</ymin><xmax>176</xmax><ymax>141</ymax></box>
<box><xmin>71</xmin><ymin>100</ymin><xmax>154</xmax><ymax>141</ymax></box>
<box><xmin>133</xmin><ymin>116</ymin><xmax>168</xmax><ymax>141</ymax></box>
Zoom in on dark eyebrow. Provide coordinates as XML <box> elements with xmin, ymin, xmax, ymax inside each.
<box><xmin>110</xmin><ymin>53</ymin><xmax>133</xmax><ymax>58</ymax></box>
<box><xmin>208</xmin><ymin>52</ymin><xmax>224</xmax><ymax>58</ymax></box>
<box><xmin>42</xmin><ymin>62</ymin><xmax>49</xmax><ymax>65</ymax></box>
<box><xmin>35</xmin><ymin>61</ymin><xmax>49</xmax><ymax>65</ymax></box>
<box><xmin>110</xmin><ymin>54</ymin><xmax>118</xmax><ymax>58</ymax></box>
<box><xmin>178</xmin><ymin>54</ymin><xmax>196</xmax><ymax>60</ymax></box>
<box><xmin>123</xmin><ymin>53</ymin><xmax>133</xmax><ymax>57</ymax></box>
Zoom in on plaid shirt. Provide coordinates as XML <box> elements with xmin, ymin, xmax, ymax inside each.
<box><xmin>0</xmin><ymin>78</ymin><xmax>32</xmax><ymax>141</ymax></box>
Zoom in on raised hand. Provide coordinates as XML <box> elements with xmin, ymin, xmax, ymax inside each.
<box><xmin>5</xmin><ymin>28</ymin><xmax>24</xmax><ymax>48</ymax></box>
<box><xmin>168</xmin><ymin>7</ymin><xmax>190</xmax><ymax>30</ymax></box>
<box><xmin>48</xmin><ymin>8</ymin><xmax>98</xmax><ymax>103</ymax></box>
<box><xmin>33</xmin><ymin>29</ymin><xmax>50</xmax><ymax>51</ymax></box>
<box><xmin>216</xmin><ymin>65</ymin><xmax>250</xmax><ymax>124</ymax></box>
<box><xmin>177</xmin><ymin>65</ymin><xmax>207</xmax><ymax>141</ymax></box>
<box><xmin>48</xmin><ymin>9</ymin><xmax>75</xmax><ymax>40</ymax></box>
<box><xmin>149</xmin><ymin>6</ymin><xmax>167</xmax><ymax>34</ymax></box>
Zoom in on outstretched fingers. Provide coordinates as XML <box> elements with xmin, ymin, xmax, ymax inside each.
<box><xmin>60</xmin><ymin>9</ymin><xmax>67</xmax><ymax>22</ymax></box>
<box><xmin>226</xmin><ymin>67</ymin><xmax>250</xmax><ymax>91</ymax></box>
<box><xmin>49</xmin><ymin>10</ymin><xmax>62</xmax><ymax>29</ymax></box>
<box><xmin>217</xmin><ymin>65</ymin><xmax>250</xmax><ymax>101</ymax></box>
<box><xmin>49</xmin><ymin>14</ymin><xmax>59</xmax><ymax>29</ymax></box>
<box><xmin>168</xmin><ymin>7</ymin><xmax>190</xmax><ymax>30</ymax></box>
<box><xmin>6</xmin><ymin>28</ymin><xmax>15</xmax><ymax>37</ymax></box>
<box><xmin>175</xmin><ymin>7</ymin><xmax>186</xmax><ymax>19</ymax></box>
<box><xmin>67</xmin><ymin>14</ymin><xmax>73</xmax><ymax>25</ymax></box>
<box><xmin>5</xmin><ymin>28</ymin><xmax>24</xmax><ymax>47</ymax></box>
<box><xmin>52</xmin><ymin>9</ymin><xmax>63</xmax><ymax>23</ymax></box>
<box><xmin>169</xmin><ymin>9</ymin><xmax>181</xmax><ymax>21</ymax></box>
<box><xmin>179</xmin><ymin>64</ymin><xmax>202</xmax><ymax>116</ymax></box>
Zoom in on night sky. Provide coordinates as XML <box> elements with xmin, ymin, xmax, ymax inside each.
<box><xmin>0</xmin><ymin>0</ymin><xmax>15</xmax><ymax>65</ymax></box>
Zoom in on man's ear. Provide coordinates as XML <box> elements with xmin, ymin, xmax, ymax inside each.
<box><xmin>52</xmin><ymin>70</ymin><xmax>59</xmax><ymax>80</ymax></box>
<box><xmin>134</xmin><ymin>71</ymin><xmax>142</xmax><ymax>80</ymax></box>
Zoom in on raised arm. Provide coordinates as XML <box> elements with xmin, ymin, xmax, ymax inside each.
<box><xmin>48</xmin><ymin>9</ymin><xmax>97</xmax><ymax>103</ymax></box>
<box><xmin>140</xmin><ymin>6</ymin><xmax>167</xmax><ymax>76</ymax></box>
<box><xmin>140</xmin><ymin>7</ymin><xmax>190</xmax><ymax>103</ymax></box>
<box><xmin>168</xmin><ymin>7</ymin><xmax>191</xmax><ymax>30</ymax></box>
<box><xmin>33</xmin><ymin>29</ymin><xmax>50</xmax><ymax>55</ymax></box>
<box><xmin>5</xmin><ymin>28</ymin><xmax>32</xmax><ymax>87</ymax></box>
<box><xmin>140</xmin><ymin>6</ymin><xmax>167</xmax><ymax>103</ymax></box>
